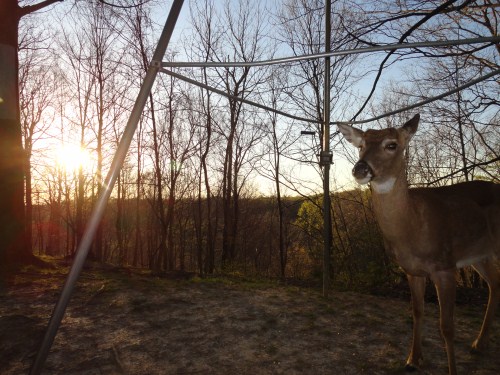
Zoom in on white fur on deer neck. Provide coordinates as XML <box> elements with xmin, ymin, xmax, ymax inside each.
<box><xmin>371</xmin><ymin>177</ymin><xmax>396</xmax><ymax>194</ymax></box>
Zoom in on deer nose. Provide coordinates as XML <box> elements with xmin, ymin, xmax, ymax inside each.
<box><xmin>352</xmin><ymin>160</ymin><xmax>372</xmax><ymax>180</ymax></box>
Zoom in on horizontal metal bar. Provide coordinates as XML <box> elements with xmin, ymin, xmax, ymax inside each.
<box><xmin>162</xmin><ymin>36</ymin><xmax>500</xmax><ymax>68</ymax></box>
<box><xmin>160</xmin><ymin>67</ymin><xmax>499</xmax><ymax>129</ymax></box>
<box><xmin>160</xmin><ymin>68</ymin><xmax>319</xmax><ymax>124</ymax></box>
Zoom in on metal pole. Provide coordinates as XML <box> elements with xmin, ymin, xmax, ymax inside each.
<box><xmin>321</xmin><ymin>0</ymin><xmax>333</xmax><ymax>297</ymax></box>
<box><xmin>162</xmin><ymin>36</ymin><xmax>500</xmax><ymax>68</ymax></box>
<box><xmin>339</xmin><ymin>67</ymin><xmax>500</xmax><ymax>126</ymax></box>
<box><xmin>160</xmin><ymin>68</ymin><xmax>317</xmax><ymax>124</ymax></box>
<box><xmin>29</xmin><ymin>1</ymin><xmax>185</xmax><ymax>373</ymax></box>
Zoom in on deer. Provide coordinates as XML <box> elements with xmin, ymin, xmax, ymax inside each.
<box><xmin>338</xmin><ymin>114</ymin><xmax>500</xmax><ymax>375</ymax></box>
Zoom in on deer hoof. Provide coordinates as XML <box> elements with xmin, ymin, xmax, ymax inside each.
<box><xmin>405</xmin><ymin>355</ymin><xmax>423</xmax><ymax>372</ymax></box>
<box><xmin>404</xmin><ymin>363</ymin><xmax>419</xmax><ymax>372</ymax></box>
<box><xmin>470</xmin><ymin>339</ymin><xmax>488</xmax><ymax>355</ymax></box>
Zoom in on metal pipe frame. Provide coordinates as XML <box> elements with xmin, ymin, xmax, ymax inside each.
<box><xmin>162</xmin><ymin>36</ymin><xmax>500</xmax><ymax>68</ymax></box>
<box><xmin>321</xmin><ymin>0</ymin><xmax>333</xmax><ymax>297</ymax></box>
<box><xmin>160</xmin><ymin>68</ymin><xmax>317</xmax><ymax>124</ymax></box>
<box><xmin>161</xmin><ymin>66</ymin><xmax>499</xmax><ymax>129</ymax></box>
<box><xmin>338</xmin><ymin>67</ymin><xmax>500</xmax><ymax>125</ymax></box>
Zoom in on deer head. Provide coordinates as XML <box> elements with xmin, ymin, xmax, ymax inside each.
<box><xmin>338</xmin><ymin>114</ymin><xmax>419</xmax><ymax>193</ymax></box>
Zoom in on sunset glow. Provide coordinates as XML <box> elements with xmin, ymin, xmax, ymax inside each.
<box><xmin>55</xmin><ymin>145</ymin><xmax>94</xmax><ymax>173</ymax></box>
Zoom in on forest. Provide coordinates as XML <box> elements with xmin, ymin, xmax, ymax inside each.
<box><xmin>5</xmin><ymin>0</ymin><xmax>500</xmax><ymax>291</ymax></box>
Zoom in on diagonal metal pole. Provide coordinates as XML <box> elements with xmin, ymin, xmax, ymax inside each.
<box><xmin>29</xmin><ymin>1</ymin><xmax>185</xmax><ymax>373</ymax></box>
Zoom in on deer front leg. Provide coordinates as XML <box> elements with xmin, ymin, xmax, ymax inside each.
<box><xmin>431</xmin><ymin>270</ymin><xmax>457</xmax><ymax>375</ymax></box>
<box><xmin>406</xmin><ymin>274</ymin><xmax>426</xmax><ymax>371</ymax></box>
<box><xmin>471</xmin><ymin>259</ymin><xmax>500</xmax><ymax>352</ymax></box>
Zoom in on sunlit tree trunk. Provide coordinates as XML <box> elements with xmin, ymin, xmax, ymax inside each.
<box><xmin>200</xmin><ymin>76</ymin><xmax>215</xmax><ymax>275</ymax></box>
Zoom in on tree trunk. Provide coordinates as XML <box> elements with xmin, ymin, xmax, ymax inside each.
<box><xmin>24</xmin><ymin>151</ymin><xmax>33</xmax><ymax>256</ymax></box>
<box><xmin>133</xmin><ymin>120</ymin><xmax>143</xmax><ymax>267</ymax></box>
<box><xmin>47</xmin><ymin>193</ymin><xmax>61</xmax><ymax>256</ymax></box>
<box><xmin>275</xmin><ymin>158</ymin><xmax>286</xmax><ymax>280</ymax></box>
<box><xmin>221</xmin><ymin>132</ymin><xmax>234</xmax><ymax>266</ymax></box>
<box><xmin>116</xmin><ymin>170</ymin><xmax>127</xmax><ymax>265</ymax></box>
<box><xmin>75</xmin><ymin>163</ymin><xmax>85</xmax><ymax>255</ymax></box>
<box><xmin>0</xmin><ymin>2</ymin><xmax>28</xmax><ymax>270</ymax></box>
<box><xmin>202</xmin><ymin>69</ymin><xmax>214</xmax><ymax>275</ymax></box>
<box><xmin>150</xmin><ymin>95</ymin><xmax>167</xmax><ymax>272</ymax></box>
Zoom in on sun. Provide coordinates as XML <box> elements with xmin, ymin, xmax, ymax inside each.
<box><xmin>55</xmin><ymin>145</ymin><xmax>94</xmax><ymax>173</ymax></box>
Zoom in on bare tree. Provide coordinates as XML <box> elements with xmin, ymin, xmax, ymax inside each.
<box><xmin>19</xmin><ymin>20</ymin><xmax>57</xmax><ymax>255</ymax></box>
<box><xmin>259</xmin><ymin>65</ymin><xmax>296</xmax><ymax>278</ymax></box>
<box><xmin>121</xmin><ymin>1</ymin><xmax>156</xmax><ymax>267</ymax></box>
<box><xmin>214</xmin><ymin>0</ymin><xmax>270</xmax><ymax>266</ymax></box>
<box><xmin>276</xmin><ymin>0</ymin><xmax>359</xmax><ymax>193</ymax></box>
<box><xmin>82</xmin><ymin>1</ymin><xmax>126</xmax><ymax>261</ymax></box>
<box><xmin>188</xmin><ymin>0</ymin><xmax>222</xmax><ymax>274</ymax></box>
<box><xmin>366</xmin><ymin>1</ymin><xmax>499</xmax><ymax>186</ymax></box>
<box><xmin>57</xmin><ymin>15</ymin><xmax>98</xmax><ymax>254</ymax></box>
<box><xmin>0</xmin><ymin>0</ymin><xmax>64</xmax><ymax>274</ymax></box>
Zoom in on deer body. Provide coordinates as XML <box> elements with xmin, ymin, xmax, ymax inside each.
<box><xmin>338</xmin><ymin>115</ymin><xmax>500</xmax><ymax>375</ymax></box>
<box><xmin>375</xmin><ymin>180</ymin><xmax>498</xmax><ymax>276</ymax></box>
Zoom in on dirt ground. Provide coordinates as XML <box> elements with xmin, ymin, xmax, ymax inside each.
<box><xmin>0</xmin><ymin>264</ymin><xmax>499</xmax><ymax>375</ymax></box>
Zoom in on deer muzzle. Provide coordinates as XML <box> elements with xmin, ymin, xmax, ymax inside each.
<box><xmin>352</xmin><ymin>160</ymin><xmax>373</xmax><ymax>184</ymax></box>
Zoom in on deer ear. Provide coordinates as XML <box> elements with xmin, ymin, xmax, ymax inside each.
<box><xmin>400</xmin><ymin>114</ymin><xmax>419</xmax><ymax>141</ymax></box>
<box><xmin>338</xmin><ymin>124</ymin><xmax>364</xmax><ymax>148</ymax></box>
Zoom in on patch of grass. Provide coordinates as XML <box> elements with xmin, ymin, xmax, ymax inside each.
<box><xmin>284</xmin><ymin>285</ymin><xmax>303</xmax><ymax>295</ymax></box>
<box><xmin>265</xmin><ymin>344</ymin><xmax>279</xmax><ymax>356</ymax></box>
<box><xmin>293</xmin><ymin>357</ymin><xmax>308</xmax><ymax>372</ymax></box>
<box><xmin>318</xmin><ymin>302</ymin><xmax>336</xmax><ymax>315</ymax></box>
<box><xmin>320</xmin><ymin>328</ymin><xmax>335</xmax><ymax>337</ymax></box>
<box><xmin>382</xmin><ymin>359</ymin><xmax>406</xmax><ymax>374</ymax></box>
<box><xmin>261</xmin><ymin>316</ymin><xmax>279</xmax><ymax>332</ymax></box>
<box><xmin>189</xmin><ymin>273</ymin><xmax>279</xmax><ymax>291</ymax></box>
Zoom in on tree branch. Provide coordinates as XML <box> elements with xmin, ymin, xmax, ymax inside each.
<box><xmin>425</xmin><ymin>156</ymin><xmax>500</xmax><ymax>186</ymax></box>
<box><xmin>19</xmin><ymin>0</ymin><xmax>64</xmax><ymax>18</ymax></box>
<box><xmin>351</xmin><ymin>0</ymin><xmax>474</xmax><ymax>122</ymax></box>
<box><xmin>98</xmin><ymin>0</ymin><xmax>150</xmax><ymax>9</ymax></box>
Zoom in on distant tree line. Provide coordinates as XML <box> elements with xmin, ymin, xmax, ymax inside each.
<box><xmin>32</xmin><ymin>189</ymin><xmax>394</xmax><ymax>288</ymax></box>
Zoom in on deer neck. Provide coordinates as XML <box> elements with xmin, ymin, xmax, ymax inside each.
<box><xmin>370</xmin><ymin>171</ymin><xmax>414</xmax><ymax>238</ymax></box>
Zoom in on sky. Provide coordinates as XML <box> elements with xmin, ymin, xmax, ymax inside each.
<box><xmin>149</xmin><ymin>0</ymin><xmax>377</xmax><ymax>195</ymax></box>
<box><xmin>22</xmin><ymin>0</ymin><xmax>499</xmax><ymax>204</ymax></box>
<box><xmin>30</xmin><ymin>0</ymin><xmax>411</xmax><ymax>197</ymax></box>
<box><xmin>150</xmin><ymin>0</ymin><xmax>426</xmax><ymax>195</ymax></box>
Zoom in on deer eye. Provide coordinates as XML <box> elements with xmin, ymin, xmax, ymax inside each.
<box><xmin>385</xmin><ymin>142</ymin><xmax>398</xmax><ymax>151</ymax></box>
